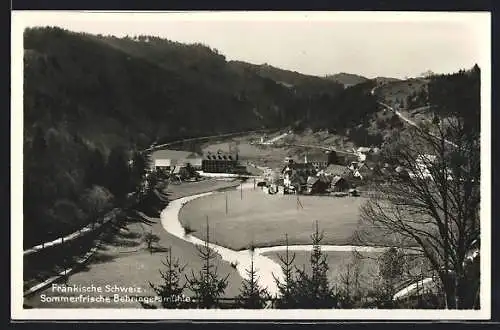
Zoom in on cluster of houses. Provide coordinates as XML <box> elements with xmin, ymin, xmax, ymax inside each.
<box><xmin>279</xmin><ymin>157</ymin><xmax>370</xmax><ymax>195</ymax></box>
<box><xmin>252</xmin><ymin>146</ymin><xmax>388</xmax><ymax>196</ymax></box>
<box><xmin>256</xmin><ymin>149</ymin><xmax>374</xmax><ymax>196</ymax></box>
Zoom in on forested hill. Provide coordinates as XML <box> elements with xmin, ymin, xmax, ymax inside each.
<box><xmin>24</xmin><ymin>27</ymin><xmax>350</xmax><ymax>149</ymax></box>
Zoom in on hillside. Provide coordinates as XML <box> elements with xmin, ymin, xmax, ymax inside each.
<box><xmin>367</xmin><ymin>66</ymin><xmax>479</xmax><ymax>145</ymax></box>
<box><xmin>374</xmin><ymin>77</ymin><xmax>429</xmax><ymax>109</ymax></box>
<box><xmin>326</xmin><ymin>72</ymin><xmax>369</xmax><ymax>87</ymax></box>
<box><xmin>24</xmin><ymin>29</ymin><xmax>280</xmax><ymax>149</ymax></box>
<box><xmin>228</xmin><ymin>61</ymin><xmax>345</xmax><ymax>95</ymax></box>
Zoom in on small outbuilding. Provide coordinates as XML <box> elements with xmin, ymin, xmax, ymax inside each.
<box><xmin>306</xmin><ymin>176</ymin><xmax>329</xmax><ymax>194</ymax></box>
<box><xmin>331</xmin><ymin>175</ymin><xmax>350</xmax><ymax>192</ymax></box>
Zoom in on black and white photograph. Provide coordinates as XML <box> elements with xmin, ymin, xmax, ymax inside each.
<box><xmin>11</xmin><ymin>11</ymin><xmax>491</xmax><ymax>320</ymax></box>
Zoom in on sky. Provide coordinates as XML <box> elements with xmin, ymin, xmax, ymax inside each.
<box><xmin>12</xmin><ymin>11</ymin><xmax>490</xmax><ymax>79</ymax></box>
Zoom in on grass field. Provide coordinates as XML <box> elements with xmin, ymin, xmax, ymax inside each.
<box><xmin>178</xmin><ymin>189</ymin><xmax>389</xmax><ymax>251</ymax></box>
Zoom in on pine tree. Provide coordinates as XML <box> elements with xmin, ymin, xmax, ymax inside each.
<box><xmin>237</xmin><ymin>252</ymin><xmax>270</xmax><ymax>309</ymax></box>
<box><xmin>185</xmin><ymin>217</ymin><xmax>229</xmax><ymax>308</ymax></box>
<box><xmin>149</xmin><ymin>247</ymin><xmax>188</xmax><ymax>308</ymax></box>
<box><xmin>273</xmin><ymin>233</ymin><xmax>297</xmax><ymax>308</ymax></box>
<box><xmin>293</xmin><ymin>221</ymin><xmax>337</xmax><ymax>308</ymax></box>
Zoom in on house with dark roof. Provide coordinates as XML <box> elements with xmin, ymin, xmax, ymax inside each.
<box><xmin>306</xmin><ymin>175</ymin><xmax>330</xmax><ymax>194</ymax></box>
<box><xmin>331</xmin><ymin>175</ymin><xmax>350</xmax><ymax>192</ymax></box>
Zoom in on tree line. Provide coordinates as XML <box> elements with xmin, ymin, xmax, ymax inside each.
<box><xmin>145</xmin><ymin>220</ymin><xmax>452</xmax><ymax>309</ymax></box>
<box><xmin>23</xmin><ymin>125</ymin><xmax>149</xmax><ymax>248</ymax></box>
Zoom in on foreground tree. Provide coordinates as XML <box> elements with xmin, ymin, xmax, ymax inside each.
<box><xmin>237</xmin><ymin>253</ymin><xmax>270</xmax><ymax>309</ymax></box>
<box><xmin>360</xmin><ymin>67</ymin><xmax>480</xmax><ymax>309</ymax></box>
<box><xmin>272</xmin><ymin>234</ymin><xmax>298</xmax><ymax>308</ymax></box>
<box><xmin>149</xmin><ymin>247</ymin><xmax>188</xmax><ymax>308</ymax></box>
<box><xmin>293</xmin><ymin>221</ymin><xmax>338</xmax><ymax>308</ymax></box>
<box><xmin>185</xmin><ymin>218</ymin><xmax>229</xmax><ymax>308</ymax></box>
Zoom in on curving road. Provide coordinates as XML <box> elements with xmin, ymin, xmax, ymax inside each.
<box><xmin>371</xmin><ymin>85</ymin><xmax>458</xmax><ymax>148</ymax></box>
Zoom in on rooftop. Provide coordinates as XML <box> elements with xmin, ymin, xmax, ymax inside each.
<box><xmin>282</xmin><ymin>162</ymin><xmax>316</xmax><ymax>171</ymax></box>
<box><xmin>204</xmin><ymin>150</ymin><xmax>238</xmax><ymax>160</ymax></box>
<box><xmin>324</xmin><ymin>164</ymin><xmax>349</xmax><ymax>176</ymax></box>
<box><xmin>331</xmin><ymin>175</ymin><xmax>348</xmax><ymax>185</ymax></box>
<box><xmin>307</xmin><ymin>176</ymin><xmax>319</xmax><ymax>185</ymax></box>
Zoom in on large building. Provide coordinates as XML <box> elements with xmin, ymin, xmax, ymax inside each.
<box><xmin>201</xmin><ymin>150</ymin><xmax>239</xmax><ymax>173</ymax></box>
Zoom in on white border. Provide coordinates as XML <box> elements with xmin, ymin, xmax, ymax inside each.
<box><xmin>11</xmin><ymin>11</ymin><xmax>491</xmax><ymax>320</ymax></box>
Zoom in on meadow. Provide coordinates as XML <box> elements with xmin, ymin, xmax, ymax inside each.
<box><xmin>178</xmin><ymin>189</ymin><xmax>388</xmax><ymax>251</ymax></box>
